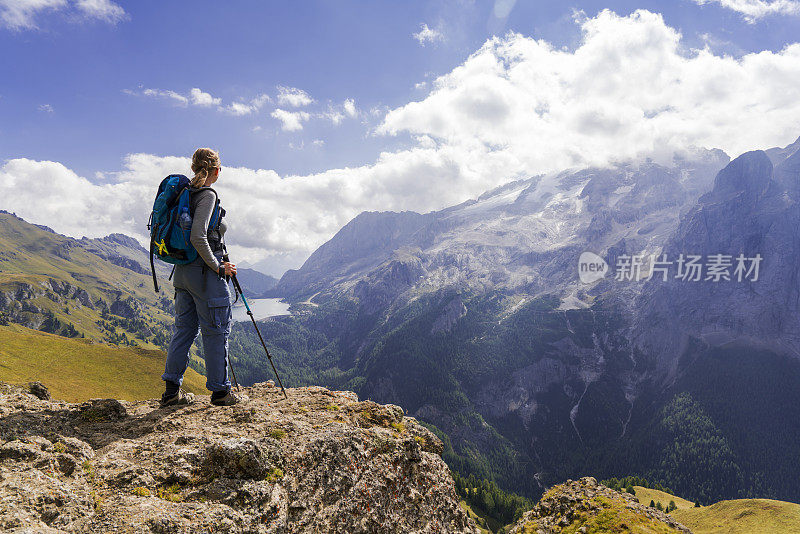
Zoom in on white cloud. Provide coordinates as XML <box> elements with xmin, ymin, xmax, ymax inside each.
<box><xmin>692</xmin><ymin>0</ymin><xmax>800</xmax><ymax>22</ymax></box>
<box><xmin>322</xmin><ymin>108</ymin><xmax>344</xmax><ymax>125</ymax></box>
<box><xmin>3</xmin><ymin>9</ymin><xmax>800</xmax><ymax>274</ymax></box>
<box><xmin>134</xmin><ymin>87</ymin><xmax>270</xmax><ymax>116</ymax></box>
<box><xmin>189</xmin><ymin>87</ymin><xmax>221</xmax><ymax>107</ymax></box>
<box><xmin>320</xmin><ymin>99</ymin><xmax>359</xmax><ymax>125</ymax></box>
<box><xmin>343</xmin><ymin>98</ymin><xmax>358</xmax><ymax>118</ymax></box>
<box><xmin>74</xmin><ymin>0</ymin><xmax>124</xmax><ymax>23</ymax></box>
<box><xmin>0</xmin><ymin>0</ymin><xmax>65</xmax><ymax>29</ymax></box>
<box><xmin>220</xmin><ymin>93</ymin><xmax>271</xmax><ymax>116</ymax></box>
<box><xmin>141</xmin><ymin>88</ymin><xmax>189</xmax><ymax>107</ymax></box>
<box><xmin>276</xmin><ymin>86</ymin><xmax>314</xmax><ymax>107</ymax></box>
<box><xmin>38</xmin><ymin>103</ymin><xmax>53</xmax><ymax>112</ymax></box>
<box><xmin>380</xmin><ymin>9</ymin><xmax>800</xmax><ymax>170</ymax></box>
<box><xmin>413</xmin><ymin>23</ymin><xmax>443</xmax><ymax>46</ymax></box>
<box><xmin>0</xmin><ymin>0</ymin><xmax>125</xmax><ymax>30</ymax></box>
<box><xmin>271</xmin><ymin>109</ymin><xmax>310</xmax><ymax>131</ymax></box>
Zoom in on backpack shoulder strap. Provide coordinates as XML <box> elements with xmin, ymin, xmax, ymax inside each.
<box><xmin>190</xmin><ymin>187</ymin><xmax>223</xmax><ymax>230</ymax></box>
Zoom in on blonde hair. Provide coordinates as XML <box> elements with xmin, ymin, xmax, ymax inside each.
<box><xmin>190</xmin><ymin>148</ymin><xmax>221</xmax><ymax>188</ymax></box>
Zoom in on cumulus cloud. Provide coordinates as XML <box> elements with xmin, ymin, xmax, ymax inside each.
<box><xmin>3</xmin><ymin>9</ymin><xmax>800</xmax><ymax>275</ymax></box>
<box><xmin>276</xmin><ymin>86</ymin><xmax>314</xmax><ymax>107</ymax></box>
<box><xmin>0</xmin><ymin>0</ymin><xmax>125</xmax><ymax>30</ymax></box>
<box><xmin>381</xmin><ymin>9</ymin><xmax>800</xmax><ymax>170</ymax></box>
<box><xmin>38</xmin><ymin>103</ymin><xmax>53</xmax><ymax>112</ymax></box>
<box><xmin>271</xmin><ymin>109</ymin><xmax>311</xmax><ymax>131</ymax></box>
<box><xmin>692</xmin><ymin>0</ymin><xmax>800</xmax><ymax>22</ymax></box>
<box><xmin>413</xmin><ymin>23</ymin><xmax>443</xmax><ymax>46</ymax></box>
<box><xmin>188</xmin><ymin>87</ymin><xmax>221</xmax><ymax>107</ymax></box>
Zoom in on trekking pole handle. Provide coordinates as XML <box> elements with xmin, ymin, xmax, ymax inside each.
<box><xmin>221</xmin><ymin>254</ymin><xmax>232</xmax><ymax>284</ymax></box>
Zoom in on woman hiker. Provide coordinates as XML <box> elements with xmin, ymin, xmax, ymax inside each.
<box><xmin>160</xmin><ymin>147</ymin><xmax>240</xmax><ymax>407</ymax></box>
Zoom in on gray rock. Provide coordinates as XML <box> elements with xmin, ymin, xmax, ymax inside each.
<box><xmin>0</xmin><ymin>382</ymin><xmax>478</xmax><ymax>533</ymax></box>
<box><xmin>28</xmin><ymin>381</ymin><xmax>50</xmax><ymax>400</ymax></box>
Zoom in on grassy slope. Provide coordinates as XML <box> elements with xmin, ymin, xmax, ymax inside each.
<box><xmin>671</xmin><ymin>499</ymin><xmax>800</xmax><ymax>534</ymax></box>
<box><xmin>633</xmin><ymin>486</ymin><xmax>695</xmax><ymax>510</ymax></box>
<box><xmin>0</xmin><ymin>212</ymin><xmax>172</xmax><ymax>347</ymax></box>
<box><xmin>0</xmin><ymin>324</ymin><xmax>205</xmax><ymax>401</ymax></box>
<box><xmin>631</xmin><ymin>485</ymin><xmax>800</xmax><ymax>534</ymax></box>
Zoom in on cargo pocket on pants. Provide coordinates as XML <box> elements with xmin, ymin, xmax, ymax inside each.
<box><xmin>207</xmin><ymin>296</ymin><xmax>232</xmax><ymax>331</ymax></box>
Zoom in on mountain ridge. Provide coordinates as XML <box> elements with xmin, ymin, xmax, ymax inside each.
<box><xmin>226</xmin><ymin>136</ymin><xmax>800</xmax><ymax>505</ymax></box>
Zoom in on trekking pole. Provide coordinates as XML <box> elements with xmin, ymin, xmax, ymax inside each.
<box><xmin>228</xmin><ymin>353</ymin><xmax>241</xmax><ymax>393</ymax></box>
<box><xmin>223</xmin><ymin>255</ymin><xmax>288</xmax><ymax>399</ymax></box>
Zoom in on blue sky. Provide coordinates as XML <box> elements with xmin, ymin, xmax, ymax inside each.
<box><xmin>2</xmin><ymin>0</ymin><xmax>797</xmax><ymax>177</ymax></box>
<box><xmin>2</xmin><ymin>0</ymin><xmax>800</xmax><ymax>275</ymax></box>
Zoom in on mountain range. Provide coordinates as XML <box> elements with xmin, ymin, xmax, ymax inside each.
<box><xmin>231</xmin><ymin>136</ymin><xmax>800</xmax><ymax>505</ymax></box>
<box><xmin>4</xmin><ymin>136</ymin><xmax>800</xmax><ymax>508</ymax></box>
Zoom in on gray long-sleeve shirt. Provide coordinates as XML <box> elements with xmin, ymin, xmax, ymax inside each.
<box><xmin>189</xmin><ymin>188</ymin><xmax>227</xmax><ymax>271</ymax></box>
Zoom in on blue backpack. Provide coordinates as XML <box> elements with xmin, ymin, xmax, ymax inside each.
<box><xmin>147</xmin><ymin>174</ymin><xmax>223</xmax><ymax>292</ymax></box>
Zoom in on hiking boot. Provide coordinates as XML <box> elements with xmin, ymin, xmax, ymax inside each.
<box><xmin>159</xmin><ymin>389</ymin><xmax>195</xmax><ymax>408</ymax></box>
<box><xmin>211</xmin><ymin>391</ymin><xmax>243</xmax><ymax>406</ymax></box>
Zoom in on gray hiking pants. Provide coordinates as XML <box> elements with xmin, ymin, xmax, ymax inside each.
<box><xmin>162</xmin><ymin>257</ymin><xmax>232</xmax><ymax>392</ymax></box>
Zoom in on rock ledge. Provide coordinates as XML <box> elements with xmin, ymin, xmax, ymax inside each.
<box><xmin>509</xmin><ymin>477</ymin><xmax>692</xmax><ymax>534</ymax></box>
<box><xmin>0</xmin><ymin>382</ymin><xmax>477</xmax><ymax>533</ymax></box>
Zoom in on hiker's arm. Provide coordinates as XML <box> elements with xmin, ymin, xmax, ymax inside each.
<box><xmin>190</xmin><ymin>191</ymin><xmax>221</xmax><ymax>272</ymax></box>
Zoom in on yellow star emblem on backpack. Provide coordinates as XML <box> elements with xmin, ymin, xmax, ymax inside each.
<box><xmin>154</xmin><ymin>239</ymin><xmax>168</xmax><ymax>255</ymax></box>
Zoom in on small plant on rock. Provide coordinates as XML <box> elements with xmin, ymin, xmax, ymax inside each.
<box><xmin>157</xmin><ymin>483</ymin><xmax>183</xmax><ymax>502</ymax></box>
<box><xmin>266</xmin><ymin>467</ymin><xmax>284</xmax><ymax>483</ymax></box>
<box><xmin>390</xmin><ymin>421</ymin><xmax>405</xmax><ymax>433</ymax></box>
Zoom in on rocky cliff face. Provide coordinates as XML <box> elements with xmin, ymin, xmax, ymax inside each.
<box><xmin>633</xmin><ymin>147</ymin><xmax>800</xmax><ymax>375</ymax></box>
<box><xmin>0</xmin><ymin>382</ymin><xmax>477</xmax><ymax>533</ymax></box>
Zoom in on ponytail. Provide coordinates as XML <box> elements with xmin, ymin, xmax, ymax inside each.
<box><xmin>190</xmin><ymin>148</ymin><xmax>220</xmax><ymax>188</ymax></box>
<box><xmin>190</xmin><ymin>167</ymin><xmax>208</xmax><ymax>188</ymax></box>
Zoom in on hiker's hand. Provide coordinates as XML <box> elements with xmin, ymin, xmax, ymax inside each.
<box><xmin>219</xmin><ymin>262</ymin><xmax>237</xmax><ymax>277</ymax></box>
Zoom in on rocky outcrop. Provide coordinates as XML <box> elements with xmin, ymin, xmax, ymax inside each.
<box><xmin>109</xmin><ymin>297</ymin><xmax>142</xmax><ymax>320</ymax></box>
<box><xmin>0</xmin><ymin>382</ymin><xmax>477</xmax><ymax>533</ymax></box>
<box><xmin>509</xmin><ymin>477</ymin><xmax>691</xmax><ymax>533</ymax></box>
<box><xmin>431</xmin><ymin>296</ymin><xmax>467</xmax><ymax>334</ymax></box>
